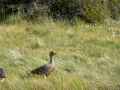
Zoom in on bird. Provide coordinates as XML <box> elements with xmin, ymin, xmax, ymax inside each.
<box><xmin>31</xmin><ymin>51</ymin><xmax>56</xmax><ymax>77</ymax></box>
<box><xmin>0</xmin><ymin>68</ymin><xmax>6</xmax><ymax>82</ymax></box>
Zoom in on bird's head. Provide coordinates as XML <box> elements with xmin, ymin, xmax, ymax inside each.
<box><xmin>49</xmin><ymin>51</ymin><xmax>56</xmax><ymax>57</ymax></box>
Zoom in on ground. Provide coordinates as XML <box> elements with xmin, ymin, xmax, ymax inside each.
<box><xmin>0</xmin><ymin>18</ymin><xmax>120</xmax><ymax>90</ymax></box>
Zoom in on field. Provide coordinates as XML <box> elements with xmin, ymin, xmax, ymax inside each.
<box><xmin>0</xmin><ymin>18</ymin><xmax>120</xmax><ymax>90</ymax></box>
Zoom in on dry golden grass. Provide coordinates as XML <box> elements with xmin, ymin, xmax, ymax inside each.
<box><xmin>0</xmin><ymin>18</ymin><xmax>120</xmax><ymax>90</ymax></box>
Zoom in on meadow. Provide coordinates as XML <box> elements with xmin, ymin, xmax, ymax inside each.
<box><xmin>0</xmin><ymin>17</ymin><xmax>120</xmax><ymax>90</ymax></box>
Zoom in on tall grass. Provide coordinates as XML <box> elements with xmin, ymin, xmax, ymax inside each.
<box><xmin>0</xmin><ymin>16</ymin><xmax>120</xmax><ymax>90</ymax></box>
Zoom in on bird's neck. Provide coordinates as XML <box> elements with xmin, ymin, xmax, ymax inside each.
<box><xmin>49</xmin><ymin>56</ymin><xmax>54</xmax><ymax>64</ymax></box>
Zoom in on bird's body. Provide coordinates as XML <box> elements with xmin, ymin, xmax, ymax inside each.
<box><xmin>31</xmin><ymin>63</ymin><xmax>55</xmax><ymax>76</ymax></box>
<box><xmin>31</xmin><ymin>51</ymin><xmax>56</xmax><ymax>76</ymax></box>
<box><xmin>0</xmin><ymin>68</ymin><xmax>6</xmax><ymax>80</ymax></box>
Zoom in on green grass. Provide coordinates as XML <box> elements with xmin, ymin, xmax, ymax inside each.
<box><xmin>0</xmin><ymin>18</ymin><xmax>120</xmax><ymax>90</ymax></box>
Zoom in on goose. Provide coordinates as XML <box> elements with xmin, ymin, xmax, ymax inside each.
<box><xmin>0</xmin><ymin>68</ymin><xmax>6</xmax><ymax>81</ymax></box>
<box><xmin>31</xmin><ymin>51</ymin><xmax>56</xmax><ymax>77</ymax></box>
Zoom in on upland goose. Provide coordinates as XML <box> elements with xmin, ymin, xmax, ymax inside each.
<box><xmin>31</xmin><ymin>51</ymin><xmax>56</xmax><ymax>76</ymax></box>
<box><xmin>0</xmin><ymin>68</ymin><xmax>6</xmax><ymax>81</ymax></box>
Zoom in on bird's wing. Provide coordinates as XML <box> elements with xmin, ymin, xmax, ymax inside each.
<box><xmin>31</xmin><ymin>64</ymin><xmax>48</xmax><ymax>74</ymax></box>
<box><xmin>31</xmin><ymin>64</ymin><xmax>55</xmax><ymax>75</ymax></box>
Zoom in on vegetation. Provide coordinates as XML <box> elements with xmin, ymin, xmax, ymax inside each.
<box><xmin>49</xmin><ymin>0</ymin><xmax>108</xmax><ymax>22</ymax></box>
<box><xmin>108</xmin><ymin>0</ymin><xmax>120</xmax><ymax>20</ymax></box>
<box><xmin>0</xmin><ymin>0</ymin><xmax>120</xmax><ymax>90</ymax></box>
<box><xmin>0</xmin><ymin>17</ymin><xmax>120</xmax><ymax>90</ymax></box>
<box><xmin>0</xmin><ymin>0</ymin><xmax>120</xmax><ymax>22</ymax></box>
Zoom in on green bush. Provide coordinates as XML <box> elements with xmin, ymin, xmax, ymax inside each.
<box><xmin>49</xmin><ymin>0</ymin><xmax>109</xmax><ymax>23</ymax></box>
<box><xmin>82</xmin><ymin>0</ymin><xmax>109</xmax><ymax>23</ymax></box>
<box><xmin>108</xmin><ymin>0</ymin><xmax>120</xmax><ymax>20</ymax></box>
<box><xmin>0</xmin><ymin>0</ymin><xmax>120</xmax><ymax>22</ymax></box>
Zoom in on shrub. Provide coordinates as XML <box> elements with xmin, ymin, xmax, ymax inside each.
<box><xmin>49</xmin><ymin>0</ymin><xmax>82</xmax><ymax>20</ymax></box>
<box><xmin>49</xmin><ymin>0</ymin><xmax>109</xmax><ymax>23</ymax></box>
<box><xmin>82</xmin><ymin>0</ymin><xmax>109</xmax><ymax>23</ymax></box>
<box><xmin>0</xmin><ymin>0</ymin><xmax>120</xmax><ymax>22</ymax></box>
<box><xmin>108</xmin><ymin>0</ymin><xmax>120</xmax><ymax>20</ymax></box>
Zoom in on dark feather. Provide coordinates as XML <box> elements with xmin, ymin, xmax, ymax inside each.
<box><xmin>0</xmin><ymin>68</ymin><xmax>6</xmax><ymax>79</ymax></box>
<box><xmin>31</xmin><ymin>64</ymin><xmax>55</xmax><ymax>76</ymax></box>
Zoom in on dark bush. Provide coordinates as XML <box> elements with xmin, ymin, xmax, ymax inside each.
<box><xmin>0</xmin><ymin>0</ymin><xmax>33</xmax><ymax>4</ymax></box>
<box><xmin>49</xmin><ymin>0</ymin><xmax>83</xmax><ymax>20</ymax></box>
<box><xmin>49</xmin><ymin>0</ymin><xmax>110</xmax><ymax>23</ymax></box>
<box><xmin>108</xmin><ymin>0</ymin><xmax>120</xmax><ymax>20</ymax></box>
<box><xmin>0</xmin><ymin>0</ymin><xmax>120</xmax><ymax>22</ymax></box>
<box><xmin>0</xmin><ymin>0</ymin><xmax>50</xmax><ymax>21</ymax></box>
<box><xmin>0</xmin><ymin>0</ymin><xmax>34</xmax><ymax>21</ymax></box>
